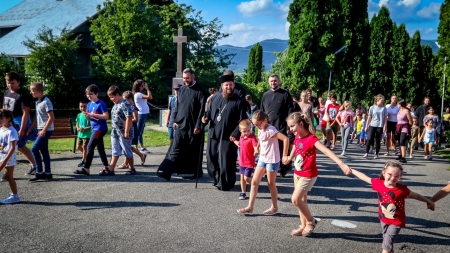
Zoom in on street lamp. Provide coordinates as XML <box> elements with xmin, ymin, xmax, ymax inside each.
<box><xmin>435</xmin><ymin>42</ymin><xmax>446</xmax><ymax>147</ymax></box>
<box><xmin>328</xmin><ymin>45</ymin><xmax>346</xmax><ymax>93</ymax></box>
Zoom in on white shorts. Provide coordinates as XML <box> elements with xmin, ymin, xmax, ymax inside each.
<box><xmin>0</xmin><ymin>152</ymin><xmax>17</xmax><ymax>167</ymax></box>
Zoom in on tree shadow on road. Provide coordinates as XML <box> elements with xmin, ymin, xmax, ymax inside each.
<box><xmin>21</xmin><ymin>200</ymin><xmax>180</xmax><ymax>210</ymax></box>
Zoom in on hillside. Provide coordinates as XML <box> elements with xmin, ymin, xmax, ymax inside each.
<box><xmin>218</xmin><ymin>39</ymin><xmax>438</xmax><ymax>73</ymax></box>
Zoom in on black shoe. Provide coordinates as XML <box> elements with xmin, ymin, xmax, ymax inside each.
<box><xmin>29</xmin><ymin>173</ymin><xmax>46</xmax><ymax>182</ymax></box>
<box><xmin>182</xmin><ymin>174</ymin><xmax>203</xmax><ymax>180</ymax></box>
<box><xmin>25</xmin><ymin>167</ymin><xmax>36</xmax><ymax>175</ymax></box>
<box><xmin>156</xmin><ymin>171</ymin><xmax>171</xmax><ymax>181</ymax></box>
<box><xmin>1</xmin><ymin>174</ymin><xmax>5</xmax><ymax>182</ymax></box>
<box><xmin>395</xmin><ymin>155</ymin><xmax>401</xmax><ymax>160</ymax></box>
<box><xmin>74</xmin><ymin>168</ymin><xmax>90</xmax><ymax>175</ymax></box>
<box><xmin>77</xmin><ymin>161</ymin><xmax>85</xmax><ymax>167</ymax></box>
<box><xmin>45</xmin><ymin>174</ymin><xmax>53</xmax><ymax>180</ymax></box>
<box><xmin>399</xmin><ymin>158</ymin><xmax>407</xmax><ymax>163</ymax></box>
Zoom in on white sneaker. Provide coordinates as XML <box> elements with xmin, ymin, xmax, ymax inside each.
<box><xmin>0</xmin><ymin>193</ymin><xmax>20</xmax><ymax>204</ymax></box>
<box><xmin>341</xmin><ymin>151</ymin><xmax>346</xmax><ymax>156</ymax></box>
<box><xmin>140</xmin><ymin>147</ymin><xmax>148</xmax><ymax>153</ymax></box>
<box><xmin>409</xmin><ymin>155</ymin><xmax>413</xmax><ymax>159</ymax></box>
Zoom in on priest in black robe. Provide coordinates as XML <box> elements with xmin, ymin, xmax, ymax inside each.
<box><xmin>260</xmin><ymin>74</ymin><xmax>295</xmax><ymax>177</ymax></box>
<box><xmin>156</xmin><ymin>68</ymin><xmax>207</xmax><ymax>181</ymax></box>
<box><xmin>202</xmin><ymin>72</ymin><xmax>248</xmax><ymax>191</ymax></box>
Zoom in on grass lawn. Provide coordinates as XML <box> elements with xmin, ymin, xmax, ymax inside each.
<box><xmin>435</xmin><ymin>149</ymin><xmax>450</xmax><ymax>171</ymax></box>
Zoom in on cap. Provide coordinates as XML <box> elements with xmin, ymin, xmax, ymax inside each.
<box><xmin>174</xmin><ymin>84</ymin><xmax>182</xmax><ymax>89</ymax></box>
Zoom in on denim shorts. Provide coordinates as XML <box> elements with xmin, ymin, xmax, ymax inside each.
<box><xmin>111</xmin><ymin>136</ymin><xmax>133</xmax><ymax>158</ymax></box>
<box><xmin>256</xmin><ymin>160</ymin><xmax>280</xmax><ymax>172</ymax></box>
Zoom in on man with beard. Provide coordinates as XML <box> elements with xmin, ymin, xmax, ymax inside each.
<box><xmin>156</xmin><ymin>68</ymin><xmax>207</xmax><ymax>181</ymax></box>
<box><xmin>202</xmin><ymin>71</ymin><xmax>248</xmax><ymax>191</ymax></box>
<box><xmin>260</xmin><ymin>74</ymin><xmax>294</xmax><ymax>177</ymax></box>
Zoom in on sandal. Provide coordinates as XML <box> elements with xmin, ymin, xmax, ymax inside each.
<box><xmin>99</xmin><ymin>168</ymin><xmax>115</xmax><ymax>176</ymax></box>
<box><xmin>125</xmin><ymin>168</ymin><xmax>136</xmax><ymax>175</ymax></box>
<box><xmin>73</xmin><ymin>168</ymin><xmax>90</xmax><ymax>175</ymax></box>
<box><xmin>291</xmin><ymin>226</ymin><xmax>304</xmax><ymax>236</ymax></box>
<box><xmin>262</xmin><ymin>207</ymin><xmax>278</xmax><ymax>216</ymax></box>
<box><xmin>236</xmin><ymin>207</ymin><xmax>253</xmax><ymax>215</ymax></box>
<box><xmin>384</xmin><ymin>153</ymin><xmax>390</xmax><ymax>156</ymax></box>
<box><xmin>302</xmin><ymin>219</ymin><xmax>318</xmax><ymax>237</ymax></box>
<box><xmin>141</xmin><ymin>154</ymin><xmax>147</xmax><ymax>166</ymax></box>
<box><xmin>116</xmin><ymin>164</ymin><xmax>129</xmax><ymax>169</ymax></box>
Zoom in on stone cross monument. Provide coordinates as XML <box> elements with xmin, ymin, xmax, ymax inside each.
<box><xmin>160</xmin><ymin>28</ymin><xmax>188</xmax><ymax>127</ymax></box>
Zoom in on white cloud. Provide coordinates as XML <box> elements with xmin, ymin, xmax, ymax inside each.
<box><xmin>237</xmin><ymin>0</ymin><xmax>292</xmax><ymax>18</ymax></box>
<box><xmin>220</xmin><ymin>23</ymin><xmax>288</xmax><ymax>47</ymax></box>
<box><xmin>285</xmin><ymin>21</ymin><xmax>290</xmax><ymax>34</ymax></box>
<box><xmin>225</xmin><ymin>23</ymin><xmax>257</xmax><ymax>33</ymax></box>
<box><xmin>417</xmin><ymin>2</ymin><xmax>441</xmax><ymax>19</ymax></box>
<box><xmin>397</xmin><ymin>0</ymin><xmax>421</xmax><ymax>8</ymax></box>
<box><xmin>378</xmin><ymin>0</ymin><xmax>389</xmax><ymax>7</ymax></box>
<box><xmin>424</xmin><ymin>28</ymin><xmax>434</xmax><ymax>34</ymax></box>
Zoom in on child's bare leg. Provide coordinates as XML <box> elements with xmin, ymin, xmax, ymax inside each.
<box><xmin>132</xmin><ymin>146</ymin><xmax>143</xmax><ymax>159</ymax></box>
<box><xmin>5</xmin><ymin>167</ymin><xmax>17</xmax><ymax>194</ymax></box>
<box><xmin>108</xmin><ymin>156</ymin><xmax>119</xmax><ymax>172</ymax></box>
<box><xmin>326</xmin><ymin>131</ymin><xmax>332</xmax><ymax>146</ymax></box>
<box><xmin>82</xmin><ymin>145</ymin><xmax>88</xmax><ymax>162</ymax></box>
<box><xmin>126</xmin><ymin>156</ymin><xmax>134</xmax><ymax>168</ymax></box>
<box><xmin>332</xmin><ymin>131</ymin><xmax>337</xmax><ymax>145</ymax></box>
<box><xmin>266</xmin><ymin>171</ymin><xmax>278</xmax><ymax>210</ymax></box>
<box><xmin>292</xmin><ymin>188</ymin><xmax>313</xmax><ymax>228</ymax></box>
<box><xmin>240</xmin><ymin>174</ymin><xmax>246</xmax><ymax>193</ymax></box>
<box><xmin>424</xmin><ymin>145</ymin><xmax>428</xmax><ymax>156</ymax></box>
<box><xmin>78</xmin><ymin>144</ymin><xmax>83</xmax><ymax>153</ymax></box>
<box><xmin>242</xmin><ymin>167</ymin><xmax>265</xmax><ymax>211</ymax></box>
<box><xmin>428</xmin><ymin>144</ymin><xmax>433</xmax><ymax>157</ymax></box>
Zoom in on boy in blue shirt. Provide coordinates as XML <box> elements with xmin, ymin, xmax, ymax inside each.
<box><xmin>74</xmin><ymin>84</ymin><xmax>109</xmax><ymax>176</ymax></box>
<box><xmin>166</xmin><ymin>84</ymin><xmax>181</xmax><ymax>141</ymax></box>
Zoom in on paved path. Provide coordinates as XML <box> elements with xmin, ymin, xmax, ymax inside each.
<box><xmin>1</xmin><ymin>142</ymin><xmax>449</xmax><ymax>253</ymax></box>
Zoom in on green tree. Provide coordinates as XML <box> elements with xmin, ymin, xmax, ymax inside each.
<box><xmin>23</xmin><ymin>26</ymin><xmax>80</xmax><ymax>108</ymax></box>
<box><xmin>90</xmin><ymin>0</ymin><xmax>170</xmax><ymax>99</ymax></box>
<box><xmin>339</xmin><ymin>0</ymin><xmax>370</xmax><ymax>102</ymax></box>
<box><xmin>246</xmin><ymin>42</ymin><xmax>263</xmax><ymax>85</ymax></box>
<box><xmin>285</xmin><ymin>0</ymin><xmax>343</xmax><ymax>96</ymax></box>
<box><xmin>391</xmin><ymin>23</ymin><xmax>410</xmax><ymax>99</ymax></box>
<box><xmin>421</xmin><ymin>46</ymin><xmax>440</xmax><ymax>107</ymax></box>
<box><xmin>405</xmin><ymin>31</ymin><xmax>423</xmax><ymax>106</ymax></box>
<box><xmin>436</xmin><ymin>0</ymin><xmax>450</xmax><ymax>106</ymax></box>
<box><xmin>369</xmin><ymin>6</ymin><xmax>394</xmax><ymax>99</ymax></box>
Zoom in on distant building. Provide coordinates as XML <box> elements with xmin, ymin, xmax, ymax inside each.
<box><xmin>0</xmin><ymin>0</ymin><xmax>105</xmax><ymax>85</ymax></box>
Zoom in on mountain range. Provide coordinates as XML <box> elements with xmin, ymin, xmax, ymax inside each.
<box><xmin>217</xmin><ymin>39</ymin><xmax>439</xmax><ymax>73</ymax></box>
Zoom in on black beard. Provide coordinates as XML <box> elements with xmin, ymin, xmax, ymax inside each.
<box><xmin>222</xmin><ymin>89</ymin><xmax>234</xmax><ymax>99</ymax></box>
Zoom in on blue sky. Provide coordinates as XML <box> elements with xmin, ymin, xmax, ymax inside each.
<box><xmin>1</xmin><ymin>0</ymin><xmax>443</xmax><ymax>47</ymax></box>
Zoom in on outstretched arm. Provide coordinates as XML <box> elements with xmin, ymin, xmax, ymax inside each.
<box><xmin>430</xmin><ymin>183</ymin><xmax>450</xmax><ymax>203</ymax></box>
<box><xmin>275</xmin><ymin>132</ymin><xmax>289</xmax><ymax>164</ymax></box>
<box><xmin>314</xmin><ymin>141</ymin><xmax>351</xmax><ymax>175</ymax></box>
<box><xmin>409</xmin><ymin>191</ymin><xmax>435</xmax><ymax>211</ymax></box>
<box><xmin>350</xmin><ymin>169</ymin><xmax>372</xmax><ymax>184</ymax></box>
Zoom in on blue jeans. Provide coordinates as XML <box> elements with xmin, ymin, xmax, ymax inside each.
<box><xmin>31</xmin><ymin>130</ymin><xmax>53</xmax><ymax>174</ymax></box>
<box><xmin>137</xmin><ymin>113</ymin><xmax>148</xmax><ymax>146</ymax></box>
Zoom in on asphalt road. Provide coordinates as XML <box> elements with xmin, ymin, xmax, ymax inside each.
<box><xmin>1</xmin><ymin>143</ymin><xmax>449</xmax><ymax>253</ymax></box>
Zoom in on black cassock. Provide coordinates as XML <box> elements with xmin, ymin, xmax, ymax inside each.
<box><xmin>205</xmin><ymin>93</ymin><xmax>248</xmax><ymax>191</ymax></box>
<box><xmin>158</xmin><ymin>83</ymin><xmax>207</xmax><ymax>176</ymax></box>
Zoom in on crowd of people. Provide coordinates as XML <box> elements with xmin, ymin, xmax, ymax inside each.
<box><xmin>2</xmin><ymin>69</ymin><xmax>450</xmax><ymax>253</ymax></box>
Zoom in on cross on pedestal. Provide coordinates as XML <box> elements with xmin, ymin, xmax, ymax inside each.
<box><xmin>173</xmin><ymin>28</ymin><xmax>187</xmax><ymax>78</ymax></box>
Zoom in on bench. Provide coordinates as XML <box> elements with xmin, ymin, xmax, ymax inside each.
<box><xmin>50</xmin><ymin>118</ymin><xmax>77</xmax><ymax>153</ymax></box>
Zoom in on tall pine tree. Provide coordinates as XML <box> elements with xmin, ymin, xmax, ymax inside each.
<box><xmin>437</xmin><ymin>1</ymin><xmax>449</xmax><ymax>107</ymax></box>
<box><xmin>246</xmin><ymin>43</ymin><xmax>263</xmax><ymax>85</ymax></box>
<box><xmin>421</xmin><ymin>45</ymin><xmax>440</xmax><ymax>105</ymax></box>
<box><xmin>391</xmin><ymin>23</ymin><xmax>410</xmax><ymax>99</ymax></box>
<box><xmin>369</xmin><ymin>6</ymin><xmax>393</xmax><ymax>99</ymax></box>
<box><xmin>339</xmin><ymin>0</ymin><xmax>370</xmax><ymax>101</ymax></box>
<box><xmin>405</xmin><ymin>31</ymin><xmax>423</xmax><ymax>106</ymax></box>
<box><xmin>285</xmin><ymin>0</ymin><xmax>343</xmax><ymax>96</ymax></box>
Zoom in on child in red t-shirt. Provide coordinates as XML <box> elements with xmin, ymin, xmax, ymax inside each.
<box><xmin>325</xmin><ymin>94</ymin><xmax>340</xmax><ymax>149</ymax></box>
<box><xmin>285</xmin><ymin>112</ymin><xmax>351</xmax><ymax>237</ymax></box>
<box><xmin>233</xmin><ymin>120</ymin><xmax>258</xmax><ymax>200</ymax></box>
<box><xmin>351</xmin><ymin>162</ymin><xmax>435</xmax><ymax>253</ymax></box>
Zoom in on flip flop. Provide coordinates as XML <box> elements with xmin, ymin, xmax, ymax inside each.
<box><xmin>141</xmin><ymin>154</ymin><xmax>147</xmax><ymax>166</ymax></box>
<box><xmin>125</xmin><ymin>168</ymin><xmax>136</xmax><ymax>175</ymax></box>
<box><xmin>262</xmin><ymin>208</ymin><xmax>278</xmax><ymax>216</ymax></box>
<box><xmin>237</xmin><ymin>208</ymin><xmax>253</xmax><ymax>215</ymax></box>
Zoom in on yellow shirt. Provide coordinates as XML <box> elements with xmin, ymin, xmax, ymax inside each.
<box><xmin>356</xmin><ymin>120</ymin><xmax>363</xmax><ymax>132</ymax></box>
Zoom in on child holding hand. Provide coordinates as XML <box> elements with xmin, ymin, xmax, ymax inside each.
<box><xmin>351</xmin><ymin>162</ymin><xmax>435</xmax><ymax>253</ymax></box>
<box><xmin>285</xmin><ymin>112</ymin><xmax>351</xmax><ymax>237</ymax></box>
<box><xmin>233</xmin><ymin>119</ymin><xmax>258</xmax><ymax>200</ymax></box>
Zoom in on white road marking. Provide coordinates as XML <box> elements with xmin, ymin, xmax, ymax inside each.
<box><xmin>331</xmin><ymin>219</ymin><xmax>357</xmax><ymax>228</ymax></box>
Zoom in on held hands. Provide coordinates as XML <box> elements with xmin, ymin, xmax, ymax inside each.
<box><xmin>254</xmin><ymin>147</ymin><xmax>260</xmax><ymax>156</ymax></box>
<box><xmin>427</xmin><ymin>200</ymin><xmax>435</xmax><ymax>211</ymax></box>
<box><xmin>340</xmin><ymin>164</ymin><xmax>352</xmax><ymax>176</ymax></box>
<box><xmin>282</xmin><ymin>155</ymin><xmax>290</xmax><ymax>165</ymax></box>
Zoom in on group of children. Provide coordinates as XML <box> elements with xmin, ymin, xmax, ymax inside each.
<box><xmin>230</xmin><ymin>109</ymin><xmax>448</xmax><ymax>253</ymax></box>
<box><xmin>1</xmin><ymin>77</ymin><xmax>148</xmax><ymax>204</ymax></box>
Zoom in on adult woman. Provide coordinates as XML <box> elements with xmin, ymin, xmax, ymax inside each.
<box><xmin>132</xmin><ymin>79</ymin><xmax>152</xmax><ymax>152</ymax></box>
<box><xmin>385</xmin><ymin>94</ymin><xmax>399</xmax><ymax>156</ymax></box>
<box><xmin>298</xmin><ymin>90</ymin><xmax>315</xmax><ymax>133</ymax></box>
<box><xmin>335</xmin><ymin>101</ymin><xmax>354</xmax><ymax>156</ymax></box>
<box><xmin>364</xmin><ymin>94</ymin><xmax>387</xmax><ymax>159</ymax></box>
<box><xmin>396</xmin><ymin>100</ymin><xmax>413</xmax><ymax>163</ymax></box>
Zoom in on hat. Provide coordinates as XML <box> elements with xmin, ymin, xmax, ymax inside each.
<box><xmin>174</xmin><ymin>84</ymin><xmax>182</xmax><ymax>90</ymax></box>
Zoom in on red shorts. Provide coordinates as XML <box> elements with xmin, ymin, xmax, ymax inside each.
<box><xmin>321</xmin><ymin>120</ymin><xmax>327</xmax><ymax>130</ymax></box>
